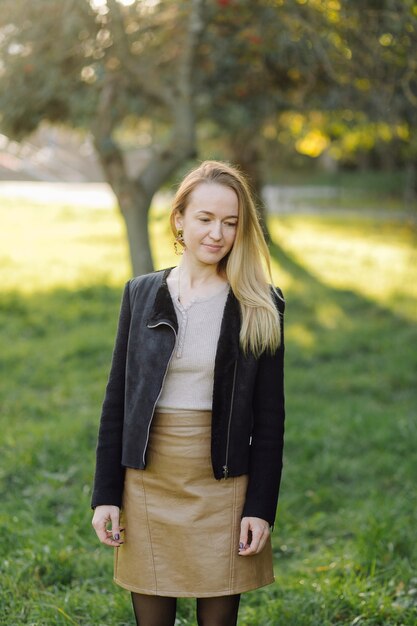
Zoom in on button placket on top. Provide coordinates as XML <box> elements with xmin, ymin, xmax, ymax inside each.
<box><xmin>174</xmin><ymin>298</ymin><xmax>195</xmax><ymax>358</ymax></box>
<box><xmin>171</xmin><ymin>281</ymin><xmax>229</xmax><ymax>359</ymax></box>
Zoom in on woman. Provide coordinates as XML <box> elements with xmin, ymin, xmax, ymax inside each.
<box><xmin>91</xmin><ymin>160</ymin><xmax>286</xmax><ymax>626</ymax></box>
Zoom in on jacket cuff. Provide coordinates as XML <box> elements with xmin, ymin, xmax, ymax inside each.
<box><xmin>91</xmin><ymin>487</ymin><xmax>123</xmax><ymax>510</ymax></box>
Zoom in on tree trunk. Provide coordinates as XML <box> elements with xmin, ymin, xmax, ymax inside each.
<box><xmin>230</xmin><ymin>139</ymin><xmax>271</xmax><ymax>243</ymax></box>
<box><xmin>404</xmin><ymin>160</ymin><xmax>416</xmax><ymax>205</ymax></box>
<box><xmin>118</xmin><ymin>188</ymin><xmax>154</xmax><ymax>276</ymax></box>
<box><xmin>92</xmin><ymin>134</ymin><xmax>156</xmax><ymax>276</ymax></box>
<box><xmin>94</xmin><ymin>136</ymin><xmax>196</xmax><ymax>276</ymax></box>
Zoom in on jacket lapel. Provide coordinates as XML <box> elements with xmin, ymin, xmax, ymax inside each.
<box><xmin>215</xmin><ymin>288</ymin><xmax>241</xmax><ymax>367</ymax></box>
<box><xmin>146</xmin><ymin>267</ymin><xmax>178</xmax><ymax>332</ymax></box>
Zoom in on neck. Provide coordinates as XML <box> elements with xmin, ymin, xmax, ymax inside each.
<box><xmin>178</xmin><ymin>255</ymin><xmax>224</xmax><ymax>289</ymax></box>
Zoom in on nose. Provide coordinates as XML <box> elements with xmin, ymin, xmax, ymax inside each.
<box><xmin>209</xmin><ymin>221</ymin><xmax>223</xmax><ymax>241</ymax></box>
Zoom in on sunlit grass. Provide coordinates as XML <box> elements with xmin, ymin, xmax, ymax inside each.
<box><xmin>1</xmin><ymin>201</ymin><xmax>129</xmax><ymax>291</ymax></box>
<box><xmin>2</xmin><ymin>190</ymin><xmax>416</xmax><ymax>322</ymax></box>
<box><xmin>270</xmin><ymin>214</ymin><xmax>417</xmax><ymax>320</ymax></box>
<box><xmin>0</xmin><ymin>197</ymin><xmax>180</xmax><ymax>293</ymax></box>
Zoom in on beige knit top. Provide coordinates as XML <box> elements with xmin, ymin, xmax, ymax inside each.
<box><xmin>156</xmin><ymin>281</ymin><xmax>230</xmax><ymax>412</ymax></box>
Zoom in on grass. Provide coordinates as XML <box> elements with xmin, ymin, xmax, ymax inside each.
<box><xmin>0</xmin><ymin>189</ymin><xmax>416</xmax><ymax>625</ymax></box>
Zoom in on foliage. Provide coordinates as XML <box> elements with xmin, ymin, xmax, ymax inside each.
<box><xmin>0</xmin><ymin>192</ymin><xmax>416</xmax><ymax>624</ymax></box>
<box><xmin>198</xmin><ymin>0</ymin><xmax>417</xmax><ymax>174</ymax></box>
<box><xmin>334</xmin><ymin>0</ymin><xmax>417</xmax><ymax>174</ymax></box>
<box><xmin>1</xmin><ymin>1</ymin><xmax>416</xmax><ymax>170</ymax></box>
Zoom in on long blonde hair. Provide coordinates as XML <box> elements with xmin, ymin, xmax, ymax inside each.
<box><xmin>170</xmin><ymin>160</ymin><xmax>282</xmax><ymax>357</ymax></box>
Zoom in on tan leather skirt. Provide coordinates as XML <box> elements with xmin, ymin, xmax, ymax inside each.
<box><xmin>114</xmin><ymin>410</ymin><xmax>274</xmax><ymax>597</ymax></box>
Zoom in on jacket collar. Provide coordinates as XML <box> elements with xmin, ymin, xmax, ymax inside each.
<box><xmin>146</xmin><ymin>267</ymin><xmax>178</xmax><ymax>331</ymax></box>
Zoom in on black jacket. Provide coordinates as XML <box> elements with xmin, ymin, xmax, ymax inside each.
<box><xmin>91</xmin><ymin>267</ymin><xmax>286</xmax><ymax>526</ymax></box>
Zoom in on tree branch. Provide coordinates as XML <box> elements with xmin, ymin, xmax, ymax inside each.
<box><xmin>106</xmin><ymin>0</ymin><xmax>176</xmax><ymax>108</ymax></box>
<box><xmin>139</xmin><ymin>0</ymin><xmax>206</xmax><ymax>192</ymax></box>
<box><xmin>402</xmin><ymin>69</ymin><xmax>417</xmax><ymax>108</ymax></box>
<box><xmin>91</xmin><ymin>76</ymin><xmax>136</xmax><ymax>200</ymax></box>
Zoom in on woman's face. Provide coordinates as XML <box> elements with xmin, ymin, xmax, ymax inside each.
<box><xmin>175</xmin><ymin>182</ymin><xmax>239</xmax><ymax>268</ymax></box>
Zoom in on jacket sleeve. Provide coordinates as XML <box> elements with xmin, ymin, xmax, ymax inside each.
<box><xmin>241</xmin><ymin>288</ymin><xmax>286</xmax><ymax>527</ymax></box>
<box><xmin>91</xmin><ymin>281</ymin><xmax>131</xmax><ymax>509</ymax></box>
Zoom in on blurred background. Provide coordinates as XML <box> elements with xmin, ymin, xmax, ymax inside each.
<box><xmin>0</xmin><ymin>1</ymin><xmax>416</xmax><ymax>624</ymax></box>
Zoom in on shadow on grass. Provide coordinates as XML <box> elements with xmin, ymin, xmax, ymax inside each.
<box><xmin>270</xmin><ymin>234</ymin><xmax>414</xmax><ymax>321</ymax></box>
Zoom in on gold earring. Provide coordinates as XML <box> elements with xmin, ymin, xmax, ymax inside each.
<box><xmin>174</xmin><ymin>229</ymin><xmax>184</xmax><ymax>255</ymax></box>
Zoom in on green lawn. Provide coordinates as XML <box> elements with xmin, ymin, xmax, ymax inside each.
<box><xmin>0</xmin><ymin>194</ymin><xmax>416</xmax><ymax>625</ymax></box>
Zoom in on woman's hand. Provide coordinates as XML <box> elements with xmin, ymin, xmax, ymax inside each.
<box><xmin>238</xmin><ymin>516</ymin><xmax>270</xmax><ymax>556</ymax></box>
<box><xmin>92</xmin><ymin>505</ymin><xmax>124</xmax><ymax>547</ymax></box>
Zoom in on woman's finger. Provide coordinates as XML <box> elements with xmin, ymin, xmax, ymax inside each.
<box><xmin>110</xmin><ymin>508</ymin><xmax>121</xmax><ymax>542</ymax></box>
<box><xmin>256</xmin><ymin>528</ymin><xmax>269</xmax><ymax>553</ymax></box>
<box><xmin>100</xmin><ymin>528</ymin><xmax>123</xmax><ymax>547</ymax></box>
<box><xmin>238</xmin><ymin>517</ymin><xmax>250</xmax><ymax>552</ymax></box>
<box><xmin>243</xmin><ymin>526</ymin><xmax>264</xmax><ymax>555</ymax></box>
<box><xmin>102</xmin><ymin>535</ymin><xmax>124</xmax><ymax>547</ymax></box>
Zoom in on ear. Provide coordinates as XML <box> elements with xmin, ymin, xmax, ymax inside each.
<box><xmin>174</xmin><ymin>211</ymin><xmax>183</xmax><ymax>232</ymax></box>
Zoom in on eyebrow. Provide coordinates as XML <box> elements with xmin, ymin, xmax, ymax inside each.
<box><xmin>196</xmin><ymin>210</ymin><xmax>238</xmax><ymax>219</ymax></box>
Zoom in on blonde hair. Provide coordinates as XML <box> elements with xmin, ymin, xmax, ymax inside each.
<box><xmin>170</xmin><ymin>160</ymin><xmax>282</xmax><ymax>357</ymax></box>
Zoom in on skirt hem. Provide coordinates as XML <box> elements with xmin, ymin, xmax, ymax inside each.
<box><xmin>113</xmin><ymin>575</ymin><xmax>275</xmax><ymax>598</ymax></box>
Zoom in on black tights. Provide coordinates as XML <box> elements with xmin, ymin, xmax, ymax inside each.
<box><xmin>131</xmin><ymin>592</ymin><xmax>241</xmax><ymax>626</ymax></box>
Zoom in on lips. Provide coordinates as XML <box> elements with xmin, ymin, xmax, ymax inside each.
<box><xmin>203</xmin><ymin>243</ymin><xmax>222</xmax><ymax>252</ymax></box>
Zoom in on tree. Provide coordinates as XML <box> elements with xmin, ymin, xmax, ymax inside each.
<box><xmin>340</xmin><ymin>0</ymin><xmax>417</xmax><ymax>198</ymax></box>
<box><xmin>194</xmin><ymin>0</ymin><xmax>354</xmax><ymax>232</ymax></box>
<box><xmin>199</xmin><ymin>0</ymin><xmax>417</xmax><ymax>200</ymax></box>
<box><xmin>0</xmin><ymin>0</ymin><xmax>205</xmax><ymax>275</ymax></box>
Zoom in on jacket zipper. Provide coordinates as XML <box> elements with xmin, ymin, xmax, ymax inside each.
<box><xmin>223</xmin><ymin>360</ymin><xmax>237</xmax><ymax>479</ymax></box>
<box><xmin>142</xmin><ymin>320</ymin><xmax>176</xmax><ymax>465</ymax></box>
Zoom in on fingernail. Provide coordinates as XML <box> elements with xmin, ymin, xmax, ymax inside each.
<box><xmin>239</xmin><ymin>542</ymin><xmax>244</xmax><ymax>549</ymax></box>
<box><xmin>114</xmin><ymin>533</ymin><xmax>120</xmax><ymax>541</ymax></box>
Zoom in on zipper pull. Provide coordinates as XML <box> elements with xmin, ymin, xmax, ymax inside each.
<box><xmin>222</xmin><ymin>465</ymin><xmax>229</xmax><ymax>479</ymax></box>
